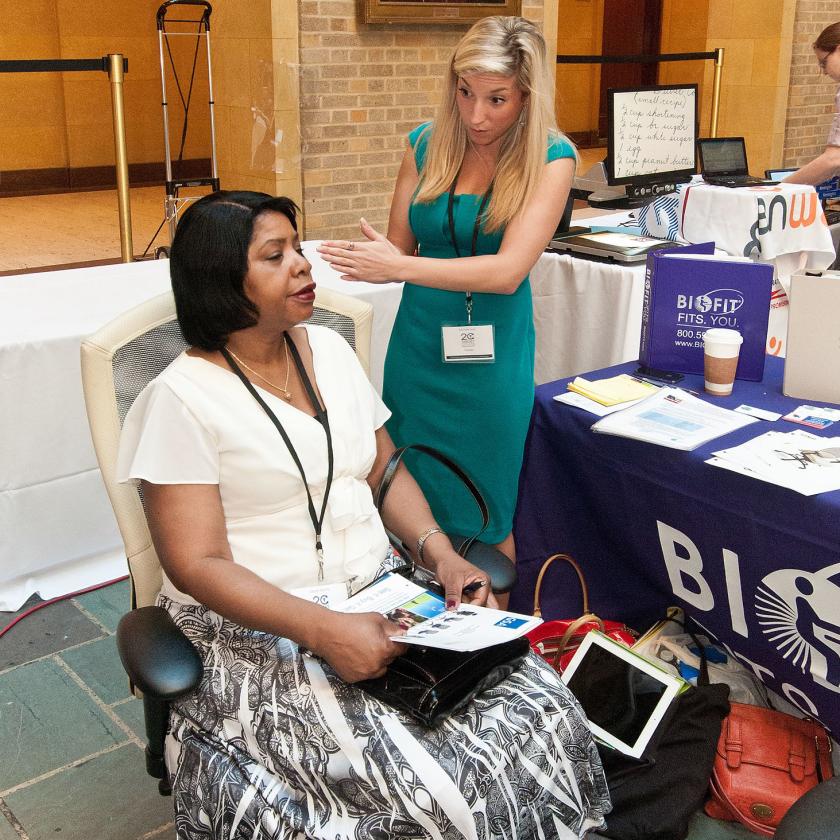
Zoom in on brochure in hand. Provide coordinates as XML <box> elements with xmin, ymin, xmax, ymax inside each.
<box><xmin>639</xmin><ymin>243</ymin><xmax>773</xmax><ymax>380</ymax></box>
<box><xmin>334</xmin><ymin>572</ymin><xmax>542</xmax><ymax>652</ymax></box>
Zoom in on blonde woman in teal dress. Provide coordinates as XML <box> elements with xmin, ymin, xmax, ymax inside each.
<box><xmin>319</xmin><ymin>16</ymin><xmax>576</xmax><ymax>584</ymax></box>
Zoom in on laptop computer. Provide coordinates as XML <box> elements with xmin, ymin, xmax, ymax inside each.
<box><xmin>548</xmin><ymin>192</ymin><xmax>590</xmax><ymax>242</ymax></box>
<box><xmin>697</xmin><ymin>138</ymin><xmax>774</xmax><ymax>187</ymax></box>
<box><xmin>548</xmin><ymin>230</ymin><xmax>678</xmax><ymax>263</ymax></box>
<box><xmin>783</xmin><ymin>270</ymin><xmax>840</xmax><ymax>404</ymax></box>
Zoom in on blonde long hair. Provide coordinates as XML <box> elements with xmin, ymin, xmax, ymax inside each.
<box><xmin>415</xmin><ymin>16</ymin><xmax>574</xmax><ymax>232</ymax></box>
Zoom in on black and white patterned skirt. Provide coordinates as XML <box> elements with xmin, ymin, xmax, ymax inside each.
<box><xmin>160</xmin><ymin>595</ymin><xmax>610</xmax><ymax>840</ymax></box>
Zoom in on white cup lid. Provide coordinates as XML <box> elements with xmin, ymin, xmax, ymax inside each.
<box><xmin>702</xmin><ymin>328</ymin><xmax>743</xmax><ymax>345</ymax></box>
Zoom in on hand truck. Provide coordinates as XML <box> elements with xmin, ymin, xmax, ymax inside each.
<box><xmin>149</xmin><ymin>0</ymin><xmax>219</xmax><ymax>257</ymax></box>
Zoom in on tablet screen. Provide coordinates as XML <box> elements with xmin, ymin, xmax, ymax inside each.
<box><xmin>565</xmin><ymin>643</ymin><xmax>669</xmax><ymax>746</ymax></box>
<box><xmin>561</xmin><ymin>632</ymin><xmax>684</xmax><ymax>757</ymax></box>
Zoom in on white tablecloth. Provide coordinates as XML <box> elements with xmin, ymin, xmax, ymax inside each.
<box><xmin>0</xmin><ymin>260</ymin><xmax>173</xmax><ymax>611</ymax></box>
<box><xmin>639</xmin><ymin>181</ymin><xmax>836</xmax><ymax>269</ymax></box>
<box><xmin>0</xmin><ymin>243</ymin><xmax>642</xmax><ymax>610</ymax></box>
<box><xmin>530</xmin><ymin>252</ymin><xmax>645</xmax><ymax>384</ymax></box>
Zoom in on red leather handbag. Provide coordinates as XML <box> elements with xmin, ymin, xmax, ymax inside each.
<box><xmin>525</xmin><ymin>553</ymin><xmax>636</xmax><ymax>673</ymax></box>
<box><xmin>705</xmin><ymin>701</ymin><xmax>834</xmax><ymax>836</ymax></box>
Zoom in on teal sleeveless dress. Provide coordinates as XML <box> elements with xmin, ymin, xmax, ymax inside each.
<box><xmin>383</xmin><ymin>123</ymin><xmax>575</xmax><ymax>542</ymax></box>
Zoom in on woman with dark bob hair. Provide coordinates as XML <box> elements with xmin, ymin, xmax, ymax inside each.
<box><xmin>116</xmin><ymin>190</ymin><xmax>609</xmax><ymax>840</ymax></box>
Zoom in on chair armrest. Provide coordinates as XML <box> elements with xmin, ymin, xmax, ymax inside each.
<box><xmin>117</xmin><ymin>606</ymin><xmax>203</xmax><ymax>699</ymax></box>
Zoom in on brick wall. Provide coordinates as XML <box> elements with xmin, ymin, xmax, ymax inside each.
<box><xmin>783</xmin><ymin>2</ymin><xmax>838</xmax><ymax>167</ymax></box>
<box><xmin>298</xmin><ymin>2</ymin><xmax>544</xmax><ymax>241</ymax></box>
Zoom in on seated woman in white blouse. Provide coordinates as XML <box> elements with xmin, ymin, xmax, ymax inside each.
<box><xmin>116</xmin><ymin>190</ymin><xmax>609</xmax><ymax>840</ymax></box>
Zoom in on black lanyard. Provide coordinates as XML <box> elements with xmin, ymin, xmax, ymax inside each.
<box><xmin>447</xmin><ymin>180</ymin><xmax>492</xmax><ymax>324</ymax></box>
<box><xmin>221</xmin><ymin>333</ymin><xmax>334</xmax><ymax>581</ymax></box>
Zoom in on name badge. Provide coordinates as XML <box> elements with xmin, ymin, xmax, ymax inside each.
<box><xmin>441</xmin><ymin>323</ymin><xmax>495</xmax><ymax>363</ymax></box>
<box><xmin>289</xmin><ymin>582</ymin><xmax>349</xmax><ymax>608</ymax></box>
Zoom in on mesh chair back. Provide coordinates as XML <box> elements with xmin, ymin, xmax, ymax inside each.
<box><xmin>112</xmin><ymin>305</ymin><xmax>361</xmax><ymax>429</ymax></box>
<box><xmin>81</xmin><ymin>285</ymin><xmax>373</xmax><ymax>613</ymax></box>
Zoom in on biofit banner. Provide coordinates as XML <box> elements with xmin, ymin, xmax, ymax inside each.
<box><xmin>639</xmin><ymin>242</ymin><xmax>773</xmax><ymax>380</ymax></box>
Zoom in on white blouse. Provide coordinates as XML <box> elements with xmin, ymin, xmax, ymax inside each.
<box><xmin>117</xmin><ymin>325</ymin><xmax>392</xmax><ymax>604</ymax></box>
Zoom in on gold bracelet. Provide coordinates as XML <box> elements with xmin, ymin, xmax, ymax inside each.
<box><xmin>416</xmin><ymin>527</ymin><xmax>444</xmax><ymax>563</ymax></box>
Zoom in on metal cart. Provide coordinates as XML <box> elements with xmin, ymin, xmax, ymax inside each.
<box><xmin>152</xmin><ymin>0</ymin><xmax>219</xmax><ymax>256</ymax></box>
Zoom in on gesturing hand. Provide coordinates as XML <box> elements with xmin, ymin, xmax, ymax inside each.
<box><xmin>313</xmin><ymin>611</ymin><xmax>406</xmax><ymax>683</ymax></box>
<box><xmin>317</xmin><ymin>218</ymin><xmax>404</xmax><ymax>283</ymax></box>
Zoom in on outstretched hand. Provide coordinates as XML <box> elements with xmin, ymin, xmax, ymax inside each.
<box><xmin>317</xmin><ymin>218</ymin><xmax>404</xmax><ymax>283</ymax></box>
<box><xmin>313</xmin><ymin>611</ymin><xmax>406</xmax><ymax>683</ymax></box>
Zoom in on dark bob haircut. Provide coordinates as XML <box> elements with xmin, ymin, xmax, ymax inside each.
<box><xmin>170</xmin><ymin>190</ymin><xmax>300</xmax><ymax>350</ymax></box>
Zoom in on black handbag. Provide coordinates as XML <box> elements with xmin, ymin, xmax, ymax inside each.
<box><xmin>358</xmin><ymin>636</ymin><xmax>529</xmax><ymax>727</ymax></box>
<box><xmin>374</xmin><ymin>443</ymin><xmax>489</xmax><ymax>559</ymax></box>
<box><xmin>356</xmin><ymin>444</ymin><xmax>529</xmax><ymax>727</ymax></box>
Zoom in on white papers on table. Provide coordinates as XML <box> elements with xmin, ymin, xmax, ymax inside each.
<box><xmin>591</xmin><ymin>387</ymin><xmax>758</xmax><ymax>450</ymax></box>
<box><xmin>707</xmin><ymin>430</ymin><xmax>840</xmax><ymax>495</ymax></box>
<box><xmin>554</xmin><ymin>390</ymin><xmax>649</xmax><ymax>416</ymax></box>
<box><xmin>734</xmin><ymin>404</ymin><xmax>782</xmax><ymax>422</ymax></box>
<box><xmin>334</xmin><ymin>573</ymin><xmax>542</xmax><ymax>651</ymax></box>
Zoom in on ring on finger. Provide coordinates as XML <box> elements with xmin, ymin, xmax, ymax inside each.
<box><xmin>347</xmin><ymin>241</ymin><xmax>355</xmax><ymax>251</ymax></box>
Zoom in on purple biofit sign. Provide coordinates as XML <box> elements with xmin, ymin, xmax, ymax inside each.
<box><xmin>639</xmin><ymin>243</ymin><xmax>773</xmax><ymax>381</ymax></box>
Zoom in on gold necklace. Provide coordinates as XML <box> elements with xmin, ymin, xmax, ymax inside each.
<box><xmin>227</xmin><ymin>338</ymin><xmax>292</xmax><ymax>401</ymax></box>
<box><xmin>466</xmin><ymin>137</ymin><xmax>495</xmax><ymax>183</ymax></box>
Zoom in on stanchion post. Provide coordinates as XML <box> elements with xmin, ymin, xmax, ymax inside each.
<box><xmin>107</xmin><ymin>53</ymin><xmax>133</xmax><ymax>262</ymax></box>
<box><xmin>710</xmin><ymin>47</ymin><xmax>724</xmax><ymax>139</ymax></box>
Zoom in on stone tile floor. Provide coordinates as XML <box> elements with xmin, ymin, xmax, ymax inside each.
<box><xmin>0</xmin><ymin>579</ymin><xmax>175</xmax><ymax>840</ymax></box>
<box><xmin>0</xmin><ymin>579</ymin><xmax>758</xmax><ymax>840</ymax></box>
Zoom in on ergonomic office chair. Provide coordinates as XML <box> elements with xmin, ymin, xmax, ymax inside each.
<box><xmin>80</xmin><ymin>285</ymin><xmax>515</xmax><ymax>798</ymax></box>
<box><xmin>775</xmin><ymin>776</ymin><xmax>840</xmax><ymax>839</ymax></box>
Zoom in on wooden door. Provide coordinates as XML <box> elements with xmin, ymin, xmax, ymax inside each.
<box><xmin>597</xmin><ymin>0</ymin><xmax>663</xmax><ymax>140</ymax></box>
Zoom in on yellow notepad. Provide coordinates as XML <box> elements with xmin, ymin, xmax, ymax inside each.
<box><xmin>567</xmin><ymin>374</ymin><xmax>659</xmax><ymax>406</ymax></box>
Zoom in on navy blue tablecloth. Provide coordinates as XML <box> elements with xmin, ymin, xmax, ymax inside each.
<box><xmin>511</xmin><ymin>356</ymin><xmax>840</xmax><ymax>730</ymax></box>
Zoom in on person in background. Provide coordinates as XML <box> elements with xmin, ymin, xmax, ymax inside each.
<box><xmin>784</xmin><ymin>21</ymin><xmax>840</xmax><ymax>185</ymax></box>
<box><xmin>117</xmin><ymin>190</ymin><xmax>609</xmax><ymax>839</ymax></box>
<box><xmin>318</xmin><ymin>17</ymin><xmax>575</xmax><ymax>587</ymax></box>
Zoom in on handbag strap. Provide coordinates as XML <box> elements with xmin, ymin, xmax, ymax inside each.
<box><xmin>550</xmin><ymin>614</ymin><xmax>604</xmax><ymax>668</ymax></box>
<box><xmin>709</xmin><ymin>772</ymin><xmax>775</xmax><ymax>837</ymax></box>
<box><xmin>532</xmin><ymin>553</ymin><xmax>589</xmax><ymax>618</ymax></box>
<box><xmin>374</xmin><ymin>444</ymin><xmax>489</xmax><ymax>558</ymax></box>
<box><xmin>815</xmin><ymin>728</ymin><xmax>834</xmax><ymax>781</ymax></box>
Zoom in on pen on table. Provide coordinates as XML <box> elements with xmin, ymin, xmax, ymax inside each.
<box><xmin>628</xmin><ymin>375</ymin><xmax>702</xmax><ymax>397</ymax></box>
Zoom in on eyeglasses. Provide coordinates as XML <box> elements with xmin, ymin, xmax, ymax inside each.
<box><xmin>816</xmin><ymin>47</ymin><xmax>837</xmax><ymax>72</ymax></box>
